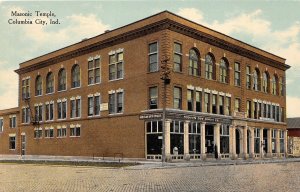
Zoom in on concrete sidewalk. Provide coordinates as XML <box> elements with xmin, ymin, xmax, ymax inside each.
<box><xmin>1</xmin><ymin>154</ymin><xmax>300</xmax><ymax>169</ymax></box>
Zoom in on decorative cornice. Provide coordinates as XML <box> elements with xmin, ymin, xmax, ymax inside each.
<box><xmin>15</xmin><ymin>18</ymin><xmax>290</xmax><ymax>74</ymax></box>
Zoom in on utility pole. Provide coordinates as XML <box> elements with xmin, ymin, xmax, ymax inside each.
<box><xmin>160</xmin><ymin>57</ymin><xmax>170</xmax><ymax>164</ymax></box>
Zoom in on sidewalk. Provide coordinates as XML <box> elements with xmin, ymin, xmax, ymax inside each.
<box><xmin>1</xmin><ymin>154</ymin><xmax>300</xmax><ymax>169</ymax></box>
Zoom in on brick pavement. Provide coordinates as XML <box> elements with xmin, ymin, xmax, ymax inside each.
<box><xmin>0</xmin><ymin>162</ymin><xmax>299</xmax><ymax>192</ymax></box>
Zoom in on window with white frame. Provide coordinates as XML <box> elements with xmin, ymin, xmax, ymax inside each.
<box><xmin>57</xmin><ymin>100</ymin><xmax>67</xmax><ymax>120</ymax></box>
<box><xmin>174</xmin><ymin>42</ymin><xmax>182</xmax><ymax>72</ymax></box>
<box><xmin>88</xmin><ymin>94</ymin><xmax>100</xmax><ymax>116</ymax></box>
<box><xmin>246</xmin><ymin>66</ymin><xmax>251</xmax><ymax>89</ymax></box>
<box><xmin>109</xmin><ymin>91</ymin><xmax>124</xmax><ymax>114</ymax></box>
<box><xmin>45</xmin><ymin>128</ymin><xmax>54</xmax><ymax>138</ymax></box>
<box><xmin>88</xmin><ymin>57</ymin><xmax>101</xmax><ymax>85</ymax></box>
<box><xmin>45</xmin><ymin>102</ymin><xmax>54</xmax><ymax>121</ymax></box>
<box><xmin>149</xmin><ymin>42</ymin><xmax>158</xmax><ymax>72</ymax></box>
<box><xmin>57</xmin><ymin>127</ymin><xmax>67</xmax><ymax>138</ymax></box>
<box><xmin>219</xmin><ymin>95</ymin><xmax>224</xmax><ymax>115</ymax></box>
<box><xmin>234</xmin><ymin>62</ymin><xmax>241</xmax><ymax>86</ymax></box>
<box><xmin>225</xmin><ymin>96</ymin><xmax>231</xmax><ymax>116</ymax></box>
<box><xmin>196</xmin><ymin>91</ymin><xmax>202</xmax><ymax>112</ymax></box>
<box><xmin>58</xmin><ymin>68</ymin><xmax>66</xmax><ymax>91</ymax></box>
<box><xmin>187</xmin><ymin>89</ymin><xmax>194</xmax><ymax>111</ymax></box>
<box><xmin>35</xmin><ymin>75</ymin><xmax>42</xmax><ymax>96</ymax></box>
<box><xmin>9</xmin><ymin>136</ymin><xmax>16</xmax><ymax>150</ymax></box>
<box><xmin>9</xmin><ymin>115</ymin><xmax>16</xmax><ymax>128</ymax></box>
<box><xmin>34</xmin><ymin>104</ymin><xmax>43</xmax><ymax>122</ymax></box>
<box><xmin>71</xmin><ymin>64</ymin><xmax>80</xmax><ymax>88</ymax></box>
<box><xmin>205</xmin><ymin>54</ymin><xmax>214</xmax><ymax>80</ymax></box>
<box><xmin>70</xmin><ymin>97</ymin><xmax>81</xmax><ymax>118</ymax></box>
<box><xmin>272</xmin><ymin>75</ymin><xmax>278</xmax><ymax>95</ymax></box>
<box><xmin>34</xmin><ymin>128</ymin><xmax>43</xmax><ymax>139</ymax></box>
<box><xmin>262</xmin><ymin>72</ymin><xmax>269</xmax><ymax>93</ymax></box>
<box><xmin>46</xmin><ymin>72</ymin><xmax>54</xmax><ymax>94</ymax></box>
<box><xmin>204</xmin><ymin>93</ymin><xmax>210</xmax><ymax>113</ymax></box>
<box><xmin>173</xmin><ymin>87</ymin><xmax>182</xmax><ymax>110</ymax></box>
<box><xmin>109</xmin><ymin>51</ymin><xmax>124</xmax><ymax>80</ymax></box>
<box><xmin>219</xmin><ymin>58</ymin><xmax>228</xmax><ymax>83</ymax></box>
<box><xmin>22</xmin><ymin>107</ymin><xmax>30</xmax><ymax>123</ymax></box>
<box><xmin>235</xmin><ymin>98</ymin><xmax>241</xmax><ymax>112</ymax></box>
<box><xmin>149</xmin><ymin>86</ymin><xmax>158</xmax><ymax>109</ymax></box>
<box><xmin>212</xmin><ymin>94</ymin><xmax>217</xmax><ymax>114</ymax></box>
<box><xmin>189</xmin><ymin>49</ymin><xmax>200</xmax><ymax>76</ymax></box>
<box><xmin>22</xmin><ymin>78</ymin><xmax>30</xmax><ymax>99</ymax></box>
<box><xmin>70</xmin><ymin>125</ymin><xmax>80</xmax><ymax>137</ymax></box>
<box><xmin>0</xmin><ymin>118</ymin><xmax>3</xmax><ymax>132</ymax></box>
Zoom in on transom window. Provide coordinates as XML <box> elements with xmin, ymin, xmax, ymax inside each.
<box><xmin>71</xmin><ymin>64</ymin><xmax>80</xmax><ymax>88</ymax></box>
<box><xmin>58</xmin><ymin>68</ymin><xmax>66</xmax><ymax>91</ymax></box>
<box><xmin>219</xmin><ymin>58</ymin><xmax>228</xmax><ymax>83</ymax></box>
<box><xmin>149</xmin><ymin>42</ymin><xmax>158</xmax><ymax>72</ymax></box>
<box><xmin>189</xmin><ymin>49</ymin><xmax>200</xmax><ymax>76</ymax></box>
<box><xmin>174</xmin><ymin>43</ymin><xmax>182</xmax><ymax>72</ymax></box>
<box><xmin>205</xmin><ymin>54</ymin><xmax>214</xmax><ymax>80</ymax></box>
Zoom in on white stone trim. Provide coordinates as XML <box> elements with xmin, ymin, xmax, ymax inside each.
<box><xmin>225</xmin><ymin>93</ymin><xmax>231</xmax><ymax>97</ymax></box>
<box><xmin>94</xmin><ymin>55</ymin><xmax>100</xmax><ymax>59</ymax></box>
<box><xmin>212</xmin><ymin>90</ymin><xmax>218</xmax><ymax>94</ymax></box>
<box><xmin>9</xmin><ymin>133</ymin><xmax>16</xmax><ymax>137</ymax></box>
<box><xmin>187</xmin><ymin>85</ymin><xmax>194</xmax><ymax>90</ymax></box>
<box><xmin>195</xmin><ymin>87</ymin><xmax>202</xmax><ymax>91</ymax></box>
<box><xmin>70</xmin><ymin>124</ymin><xmax>75</xmax><ymax>128</ymax></box>
<box><xmin>204</xmin><ymin>88</ymin><xmax>210</xmax><ymax>93</ymax></box>
<box><xmin>70</xmin><ymin>97</ymin><xmax>75</xmax><ymax>101</ymax></box>
<box><xmin>76</xmin><ymin>95</ymin><xmax>81</xmax><ymax>99</ymax></box>
<box><xmin>88</xmin><ymin>57</ymin><xmax>93</xmax><ymax>61</ymax></box>
<box><xmin>57</xmin><ymin>125</ymin><xmax>62</xmax><ymax>129</ymax></box>
<box><xmin>88</xmin><ymin>94</ymin><xmax>94</xmax><ymax>97</ymax></box>
<box><xmin>109</xmin><ymin>50</ymin><xmax>115</xmax><ymax>55</ymax></box>
<box><xmin>94</xmin><ymin>92</ymin><xmax>100</xmax><ymax>96</ymax></box>
<box><xmin>116</xmin><ymin>88</ymin><xmax>124</xmax><ymax>93</ymax></box>
<box><xmin>57</xmin><ymin>99</ymin><xmax>62</xmax><ymax>102</ymax></box>
<box><xmin>21</xmin><ymin>132</ymin><xmax>26</xmax><ymax>136</ymax></box>
<box><xmin>62</xmin><ymin>125</ymin><xmax>67</xmax><ymax>129</ymax></box>
<box><xmin>108</xmin><ymin>90</ymin><xmax>115</xmax><ymax>94</ymax></box>
<box><xmin>219</xmin><ymin>92</ymin><xmax>225</xmax><ymax>96</ymax></box>
<box><xmin>116</xmin><ymin>48</ymin><xmax>124</xmax><ymax>53</ymax></box>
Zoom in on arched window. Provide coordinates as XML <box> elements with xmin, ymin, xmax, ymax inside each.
<box><xmin>271</xmin><ymin>75</ymin><xmax>278</xmax><ymax>95</ymax></box>
<box><xmin>46</xmin><ymin>72</ymin><xmax>54</xmax><ymax>94</ymax></box>
<box><xmin>219</xmin><ymin>58</ymin><xmax>228</xmax><ymax>83</ymax></box>
<box><xmin>71</xmin><ymin>64</ymin><xmax>80</xmax><ymax>88</ymax></box>
<box><xmin>262</xmin><ymin>72</ymin><xmax>269</xmax><ymax>93</ymax></box>
<box><xmin>253</xmin><ymin>69</ymin><xmax>260</xmax><ymax>91</ymax></box>
<box><xmin>205</xmin><ymin>54</ymin><xmax>215</xmax><ymax>80</ymax></box>
<box><xmin>188</xmin><ymin>49</ymin><xmax>200</xmax><ymax>76</ymax></box>
<box><xmin>35</xmin><ymin>75</ymin><xmax>42</xmax><ymax>96</ymax></box>
<box><xmin>58</xmin><ymin>68</ymin><xmax>66</xmax><ymax>91</ymax></box>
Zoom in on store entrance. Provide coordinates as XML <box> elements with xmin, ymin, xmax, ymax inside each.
<box><xmin>205</xmin><ymin>124</ymin><xmax>214</xmax><ymax>156</ymax></box>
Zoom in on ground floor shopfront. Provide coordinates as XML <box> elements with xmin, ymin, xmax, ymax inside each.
<box><xmin>141</xmin><ymin>110</ymin><xmax>288</xmax><ymax>161</ymax></box>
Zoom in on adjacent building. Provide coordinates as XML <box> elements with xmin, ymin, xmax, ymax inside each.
<box><xmin>287</xmin><ymin>118</ymin><xmax>300</xmax><ymax>157</ymax></box>
<box><xmin>0</xmin><ymin>11</ymin><xmax>290</xmax><ymax>161</ymax></box>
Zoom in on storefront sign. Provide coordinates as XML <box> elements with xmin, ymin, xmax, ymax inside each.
<box><xmin>100</xmin><ymin>103</ymin><xmax>108</xmax><ymax>111</ymax></box>
<box><xmin>139</xmin><ymin>113</ymin><xmax>162</xmax><ymax>120</ymax></box>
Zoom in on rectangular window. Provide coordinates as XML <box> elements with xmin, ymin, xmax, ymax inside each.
<box><xmin>22</xmin><ymin>107</ymin><xmax>30</xmax><ymax>123</ymax></box>
<box><xmin>0</xmin><ymin>118</ymin><xmax>3</xmax><ymax>132</ymax></box>
<box><xmin>57</xmin><ymin>100</ymin><xmax>67</xmax><ymax>120</ymax></box>
<box><xmin>246</xmin><ymin>66</ymin><xmax>251</xmax><ymax>89</ymax></box>
<box><xmin>234</xmin><ymin>62</ymin><xmax>241</xmax><ymax>86</ymax></box>
<box><xmin>109</xmin><ymin>91</ymin><xmax>124</xmax><ymax>114</ymax></box>
<box><xmin>219</xmin><ymin>96</ymin><xmax>224</xmax><ymax>115</ymax></box>
<box><xmin>9</xmin><ymin>136</ymin><xmax>16</xmax><ymax>150</ymax></box>
<box><xmin>173</xmin><ymin>42</ymin><xmax>182</xmax><ymax>72</ymax></box>
<box><xmin>70</xmin><ymin>126</ymin><xmax>80</xmax><ymax>137</ymax></box>
<box><xmin>149</xmin><ymin>87</ymin><xmax>158</xmax><ymax>109</ymax></box>
<box><xmin>263</xmin><ymin>103</ymin><xmax>267</xmax><ymax>118</ymax></box>
<box><xmin>212</xmin><ymin>94</ymin><xmax>217</xmax><ymax>114</ymax></box>
<box><xmin>109</xmin><ymin>52</ymin><xmax>123</xmax><ymax>80</ymax></box>
<box><xmin>88</xmin><ymin>95</ymin><xmax>101</xmax><ymax>116</ymax></box>
<box><xmin>247</xmin><ymin>100</ymin><xmax>252</xmax><ymax>118</ymax></box>
<box><xmin>70</xmin><ymin>98</ymin><xmax>81</xmax><ymax>118</ymax></box>
<box><xmin>204</xmin><ymin>93</ymin><xmax>210</xmax><ymax>113</ymax></box>
<box><xmin>45</xmin><ymin>128</ymin><xmax>54</xmax><ymax>138</ymax></box>
<box><xmin>235</xmin><ymin>98</ymin><xmax>241</xmax><ymax>112</ymax></box>
<box><xmin>173</xmin><ymin>87</ymin><xmax>182</xmax><ymax>110</ymax></box>
<box><xmin>258</xmin><ymin>103</ymin><xmax>261</xmax><ymax>118</ymax></box>
<box><xmin>34</xmin><ymin>105</ymin><xmax>43</xmax><ymax>122</ymax></box>
<box><xmin>34</xmin><ymin>129</ymin><xmax>43</xmax><ymax>139</ymax></box>
<box><xmin>187</xmin><ymin>89</ymin><xmax>194</xmax><ymax>111</ymax></box>
<box><xmin>88</xmin><ymin>58</ymin><xmax>101</xmax><ymax>85</ymax></box>
<box><xmin>149</xmin><ymin>42</ymin><xmax>158</xmax><ymax>72</ymax></box>
<box><xmin>9</xmin><ymin>116</ymin><xmax>16</xmax><ymax>128</ymax></box>
<box><xmin>225</xmin><ymin>97</ymin><xmax>231</xmax><ymax>116</ymax></box>
<box><xmin>22</xmin><ymin>78</ymin><xmax>30</xmax><ymax>99</ymax></box>
<box><xmin>57</xmin><ymin>127</ymin><xmax>67</xmax><ymax>138</ymax></box>
<box><xmin>45</xmin><ymin>103</ymin><xmax>54</xmax><ymax>121</ymax></box>
<box><xmin>196</xmin><ymin>91</ymin><xmax>202</xmax><ymax>112</ymax></box>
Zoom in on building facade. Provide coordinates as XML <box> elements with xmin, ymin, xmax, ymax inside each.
<box><xmin>0</xmin><ymin>11</ymin><xmax>290</xmax><ymax>161</ymax></box>
<box><xmin>287</xmin><ymin>118</ymin><xmax>300</xmax><ymax>157</ymax></box>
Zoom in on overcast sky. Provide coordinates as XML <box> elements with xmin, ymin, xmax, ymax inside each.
<box><xmin>0</xmin><ymin>0</ymin><xmax>300</xmax><ymax>117</ymax></box>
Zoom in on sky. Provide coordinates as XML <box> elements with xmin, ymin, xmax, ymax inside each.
<box><xmin>0</xmin><ymin>0</ymin><xmax>300</xmax><ymax>117</ymax></box>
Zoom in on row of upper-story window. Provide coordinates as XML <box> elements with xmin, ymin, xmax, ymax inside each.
<box><xmin>21</xmin><ymin>90</ymin><xmax>124</xmax><ymax>124</ymax></box>
<box><xmin>149</xmin><ymin>41</ymin><xmax>285</xmax><ymax>96</ymax></box>
<box><xmin>21</xmin><ymin>50</ymin><xmax>124</xmax><ymax>99</ymax></box>
<box><xmin>0</xmin><ymin>115</ymin><xmax>17</xmax><ymax>132</ymax></box>
<box><xmin>148</xmin><ymin>85</ymin><xmax>285</xmax><ymax>122</ymax></box>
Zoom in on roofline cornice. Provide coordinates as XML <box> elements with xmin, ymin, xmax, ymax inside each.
<box><xmin>15</xmin><ymin>18</ymin><xmax>290</xmax><ymax>74</ymax></box>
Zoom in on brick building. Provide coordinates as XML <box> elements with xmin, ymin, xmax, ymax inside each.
<box><xmin>0</xmin><ymin>11</ymin><xmax>290</xmax><ymax>161</ymax></box>
<box><xmin>287</xmin><ymin>118</ymin><xmax>300</xmax><ymax>156</ymax></box>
